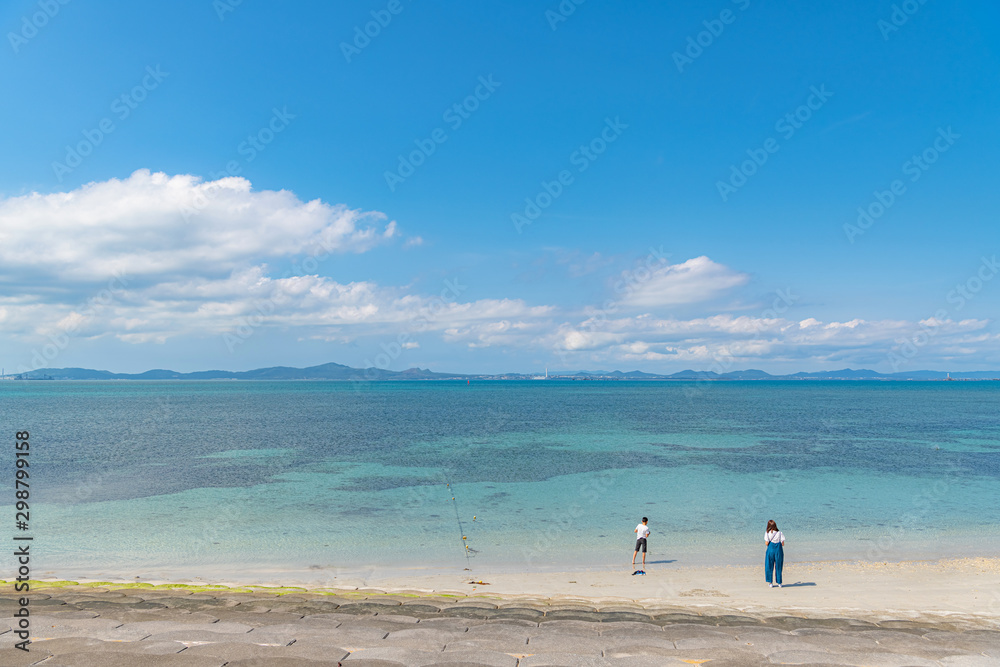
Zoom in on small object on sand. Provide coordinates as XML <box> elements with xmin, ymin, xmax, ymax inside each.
<box><xmin>468</xmin><ymin>580</ymin><xmax>490</xmax><ymax>585</ymax></box>
<box><xmin>631</xmin><ymin>570</ymin><xmax>645</xmax><ymax>576</ymax></box>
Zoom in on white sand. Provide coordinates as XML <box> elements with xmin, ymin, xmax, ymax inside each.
<box><xmin>326</xmin><ymin>557</ymin><xmax>1000</xmax><ymax>622</ymax></box>
<box><xmin>50</xmin><ymin>557</ymin><xmax>1000</xmax><ymax>625</ymax></box>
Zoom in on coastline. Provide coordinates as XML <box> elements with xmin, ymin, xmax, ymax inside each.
<box><xmin>6</xmin><ymin>557</ymin><xmax>998</xmax><ymax>665</ymax></box>
<box><xmin>17</xmin><ymin>556</ymin><xmax>1000</xmax><ymax>624</ymax></box>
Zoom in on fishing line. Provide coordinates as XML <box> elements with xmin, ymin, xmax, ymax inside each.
<box><xmin>444</xmin><ymin>477</ymin><xmax>473</xmax><ymax>566</ymax></box>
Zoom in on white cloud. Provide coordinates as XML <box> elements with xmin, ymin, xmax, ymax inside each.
<box><xmin>0</xmin><ymin>170</ymin><xmax>397</xmax><ymax>283</ymax></box>
<box><xmin>506</xmin><ymin>313</ymin><xmax>994</xmax><ymax>369</ymax></box>
<box><xmin>1</xmin><ymin>197</ymin><xmax>995</xmax><ymax>374</ymax></box>
<box><xmin>620</xmin><ymin>256</ymin><xmax>749</xmax><ymax>308</ymax></box>
<box><xmin>559</xmin><ymin>329</ymin><xmax>625</xmax><ymax>351</ymax></box>
<box><xmin>0</xmin><ymin>172</ymin><xmax>559</xmax><ymax>348</ymax></box>
<box><xmin>0</xmin><ymin>262</ymin><xmax>556</xmax><ymax>348</ymax></box>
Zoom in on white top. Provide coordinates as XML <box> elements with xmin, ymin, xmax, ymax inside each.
<box><xmin>635</xmin><ymin>523</ymin><xmax>650</xmax><ymax>540</ymax></box>
<box><xmin>766</xmin><ymin>530</ymin><xmax>784</xmax><ymax>544</ymax></box>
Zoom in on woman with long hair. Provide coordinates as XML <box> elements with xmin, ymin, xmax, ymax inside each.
<box><xmin>765</xmin><ymin>519</ymin><xmax>785</xmax><ymax>587</ymax></box>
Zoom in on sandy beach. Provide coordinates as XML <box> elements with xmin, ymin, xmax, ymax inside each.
<box><xmin>3</xmin><ymin>557</ymin><xmax>998</xmax><ymax>665</ymax></box>
<box><xmin>360</xmin><ymin>557</ymin><xmax>1000</xmax><ymax>619</ymax></box>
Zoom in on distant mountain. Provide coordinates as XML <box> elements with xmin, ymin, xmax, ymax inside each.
<box><xmin>666</xmin><ymin>369</ymin><xmax>720</xmax><ymax>380</ymax></box>
<box><xmin>719</xmin><ymin>369</ymin><xmax>773</xmax><ymax>380</ymax></box>
<box><xmin>620</xmin><ymin>370</ymin><xmax>667</xmax><ymax>379</ymax></box>
<box><xmin>782</xmin><ymin>368</ymin><xmax>1000</xmax><ymax>380</ymax></box>
<box><xmin>15</xmin><ymin>363</ymin><xmax>468</xmax><ymax>381</ymax></box>
<box><xmin>9</xmin><ymin>364</ymin><xmax>1000</xmax><ymax>382</ymax></box>
<box><xmin>786</xmin><ymin>368</ymin><xmax>886</xmax><ymax>379</ymax></box>
<box><xmin>571</xmin><ymin>370</ymin><xmax>666</xmax><ymax>378</ymax></box>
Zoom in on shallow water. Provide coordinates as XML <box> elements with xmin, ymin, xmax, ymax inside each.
<box><xmin>3</xmin><ymin>380</ymin><xmax>998</xmax><ymax>583</ymax></box>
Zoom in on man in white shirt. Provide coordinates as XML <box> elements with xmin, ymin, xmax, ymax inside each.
<box><xmin>632</xmin><ymin>517</ymin><xmax>650</xmax><ymax>568</ymax></box>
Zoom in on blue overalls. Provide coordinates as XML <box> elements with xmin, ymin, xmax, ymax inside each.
<box><xmin>765</xmin><ymin>538</ymin><xmax>783</xmax><ymax>585</ymax></box>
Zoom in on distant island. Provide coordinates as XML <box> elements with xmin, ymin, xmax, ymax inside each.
<box><xmin>3</xmin><ymin>363</ymin><xmax>999</xmax><ymax>382</ymax></box>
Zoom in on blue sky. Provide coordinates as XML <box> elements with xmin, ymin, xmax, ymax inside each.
<box><xmin>2</xmin><ymin>0</ymin><xmax>999</xmax><ymax>374</ymax></box>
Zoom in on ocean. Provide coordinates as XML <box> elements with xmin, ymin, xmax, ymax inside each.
<box><xmin>4</xmin><ymin>380</ymin><xmax>999</xmax><ymax>585</ymax></box>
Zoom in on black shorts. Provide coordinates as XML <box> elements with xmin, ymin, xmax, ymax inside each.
<box><xmin>635</xmin><ymin>538</ymin><xmax>647</xmax><ymax>552</ymax></box>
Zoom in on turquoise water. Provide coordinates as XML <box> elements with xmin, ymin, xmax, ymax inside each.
<box><xmin>3</xmin><ymin>380</ymin><xmax>999</xmax><ymax>584</ymax></box>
